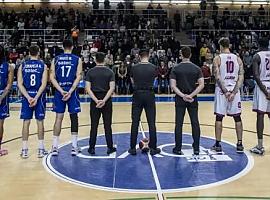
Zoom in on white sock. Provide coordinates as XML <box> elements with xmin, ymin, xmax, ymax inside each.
<box><xmin>72</xmin><ymin>134</ymin><xmax>78</xmax><ymax>148</ymax></box>
<box><xmin>53</xmin><ymin>136</ymin><xmax>59</xmax><ymax>148</ymax></box>
<box><xmin>258</xmin><ymin>139</ymin><xmax>263</xmax><ymax>148</ymax></box>
<box><xmin>22</xmin><ymin>140</ymin><xmax>28</xmax><ymax>150</ymax></box>
<box><xmin>38</xmin><ymin>140</ymin><xmax>45</xmax><ymax>149</ymax></box>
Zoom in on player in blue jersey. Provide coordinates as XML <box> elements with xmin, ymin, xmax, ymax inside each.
<box><xmin>0</xmin><ymin>47</ymin><xmax>14</xmax><ymax>156</ymax></box>
<box><xmin>50</xmin><ymin>40</ymin><xmax>82</xmax><ymax>156</ymax></box>
<box><xmin>17</xmin><ymin>46</ymin><xmax>48</xmax><ymax>159</ymax></box>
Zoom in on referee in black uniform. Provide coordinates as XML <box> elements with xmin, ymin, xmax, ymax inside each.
<box><xmin>85</xmin><ymin>52</ymin><xmax>116</xmax><ymax>155</ymax></box>
<box><xmin>128</xmin><ymin>49</ymin><xmax>161</xmax><ymax>155</ymax></box>
<box><xmin>170</xmin><ymin>46</ymin><xmax>204</xmax><ymax>155</ymax></box>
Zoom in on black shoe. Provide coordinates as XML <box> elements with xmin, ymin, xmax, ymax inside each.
<box><xmin>107</xmin><ymin>147</ymin><xmax>117</xmax><ymax>155</ymax></box>
<box><xmin>141</xmin><ymin>147</ymin><xmax>150</xmax><ymax>153</ymax></box>
<box><xmin>88</xmin><ymin>148</ymin><xmax>95</xmax><ymax>155</ymax></box>
<box><xmin>172</xmin><ymin>147</ymin><xmax>183</xmax><ymax>155</ymax></box>
<box><xmin>236</xmin><ymin>143</ymin><xmax>244</xmax><ymax>153</ymax></box>
<box><xmin>211</xmin><ymin>144</ymin><xmax>222</xmax><ymax>153</ymax></box>
<box><xmin>193</xmin><ymin>150</ymin><xmax>200</xmax><ymax>156</ymax></box>
<box><xmin>150</xmin><ymin>148</ymin><xmax>161</xmax><ymax>155</ymax></box>
<box><xmin>128</xmin><ymin>148</ymin><xmax>137</xmax><ymax>155</ymax></box>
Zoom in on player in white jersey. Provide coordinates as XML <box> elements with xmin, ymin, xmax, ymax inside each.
<box><xmin>211</xmin><ymin>37</ymin><xmax>244</xmax><ymax>153</ymax></box>
<box><xmin>250</xmin><ymin>37</ymin><xmax>270</xmax><ymax>155</ymax></box>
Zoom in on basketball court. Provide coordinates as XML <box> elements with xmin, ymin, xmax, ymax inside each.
<box><xmin>1</xmin><ymin>96</ymin><xmax>270</xmax><ymax>200</ymax></box>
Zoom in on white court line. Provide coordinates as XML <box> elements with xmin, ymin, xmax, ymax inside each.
<box><xmin>139</xmin><ymin>122</ymin><xmax>164</xmax><ymax>200</ymax></box>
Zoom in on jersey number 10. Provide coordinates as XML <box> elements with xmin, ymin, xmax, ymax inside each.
<box><xmin>61</xmin><ymin>66</ymin><xmax>71</xmax><ymax>77</ymax></box>
<box><xmin>226</xmin><ymin>61</ymin><xmax>234</xmax><ymax>73</ymax></box>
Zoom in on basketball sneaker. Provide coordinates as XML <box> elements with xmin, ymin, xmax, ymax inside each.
<box><xmin>236</xmin><ymin>143</ymin><xmax>244</xmax><ymax>153</ymax></box>
<box><xmin>71</xmin><ymin>146</ymin><xmax>81</xmax><ymax>156</ymax></box>
<box><xmin>150</xmin><ymin>148</ymin><xmax>161</xmax><ymax>155</ymax></box>
<box><xmin>51</xmin><ymin>146</ymin><xmax>59</xmax><ymax>156</ymax></box>
<box><xmin>250</xmin><ymin>146</ymin><xmax>264</xmax><ymax>155</ymax></box>
<box><xmin>211</xmin><ymin>144</ymin><xmax>223</xmax><ymax>153</ymax></box>
<box><xmin>107</xmin><ymin>147</ymin><xmax>117</xmax><ymax>155</ymax></box>
<box><xmin>37</xmin><ymin>148</ymin><xmax>48</xmax><ymax>158</ymax></box>
<box><xmin>20</xmin><ymin>149</ymin><xmax>29</xmax><ymax>159</ymax></box>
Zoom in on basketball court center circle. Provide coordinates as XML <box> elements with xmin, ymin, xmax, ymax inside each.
<box><xmin>43</xmin><ymin>132</ymin><xmax>254</xmax><ymax>193</ymax></box>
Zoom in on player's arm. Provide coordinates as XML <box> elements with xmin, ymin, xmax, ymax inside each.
<box><xmin>0</xmin><ymin>64</ymin><xmax>14</xmax><ymax>101</ymax></box>
<box><xmin>85</xmin><ymin>81</ymin><xmax>99</xmax><ymax>104</ymax></box>
<box><xmin>232</xmin><ymin>57</ymin><xmax>244</xmax><ymax>94</ymax></box>
<box><xmin>170</xmin><ymin>79</ymin><xmax>185</xmax><ymax>98</ymax></box>
<box><xmin>213</xmin><ymin>56</ymin><xmax>228</xmax><ymax>94</ymax></box>
<box><xmin>189</xmin><ymin>77</ymin><xmax>204</xmax><ymax>98</ymax></box>
<box><xmin>68</xmin><ymin>58</ymin><xmax>82</xmax><ymax>94</ymax></box>
<box><xmin>49</xmin><ymin>58</ymin><xmax>65</xmax><ymax>95</ymax></box>
<box><xmin>34</xmin><ymin>65</ymin><xmax>48</xmax><ymax>100</ymax></box>
<box><xmin>103</xmin><ymin>81</ymin><xmax>115</xmax><ymax>103</ymax></box>
<box><xmin>253</xmin><ymin>54</ymin><xmax>268</xmax><ymax>96</ymax></box>
<box><xmin>17</xmin><ymin>65</ymin><xmax>31</xmax><ymax>101</ymax></box>
<box><xmin>170</xmin><ymin>67</ymin><xmax>185</xmax><ymax>98</ymax></box>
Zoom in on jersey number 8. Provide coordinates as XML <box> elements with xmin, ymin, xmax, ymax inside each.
<box><xmin>30</xmin><ymin>74</ymin><xmax>36</xmax><ymax>86</ymax></box>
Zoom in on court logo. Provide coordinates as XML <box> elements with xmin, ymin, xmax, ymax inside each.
<box><xmin>43</xmin><ymin>132</ymin><xmax>254</xmax><ymax>193</ymax></box>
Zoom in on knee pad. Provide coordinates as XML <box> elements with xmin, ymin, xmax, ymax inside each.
<box><xmin>216</xmin><ymin>115</ymin><xmax>224</xmax><ymax>122</ymax></box>
<box><xmin>233</xmin><ymin>115</ymin><xmax>242</xmax><ymax>122</ymax></box>
<box><xmin>70</xmin><ymin>113</ymin><xmax>78</xmax><ymax>133</ymax></box>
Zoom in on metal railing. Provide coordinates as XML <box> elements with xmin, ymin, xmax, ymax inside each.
<box><xmin>85</xmin><ymin>28</ymin><xmax>174</xmax><ymax>41</ymax></box>
<box><xmin>0</xmin><ymin>29</ymin><xmax>66</xmax><ymax>45</ymax></box>
<box><xmin>191</xmin><ymin>29</ymin><xmax>270</xmax><ymax>46</ymax></box>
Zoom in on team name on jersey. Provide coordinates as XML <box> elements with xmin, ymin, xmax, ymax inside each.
<box><xmin>57</xmin><ymin>61</ymin><xmax>72</xmax><ymax>65</ymax></box>
<box><xmin>24</xmin><ymin>64</ymin><xmax>42</xmax><ymax>73</ymax></box>
<box><xmin>58</xmin><ymin>56</ymin><xmax>72</xmax><ymax>61</ymax></box>
<box><xmin>224</xmin><ymin>76</ymin><xmax>236</xmax><ymax>80</ymax></box>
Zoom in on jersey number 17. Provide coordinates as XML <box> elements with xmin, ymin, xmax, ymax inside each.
<box><xmin>61</xmin><ymin>66</ymin><xmax>71</xmax><ymax>77</ymax></box>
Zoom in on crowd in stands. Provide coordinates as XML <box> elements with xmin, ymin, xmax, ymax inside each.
<box><xmin>1</xmin><ymin>5</ymin><xmax>180</xmax><ymax>95</ymax></box>
<box><xmin>180</xmin><ymin>3</ymin><xmax>270</xmax><ymax>94</ymax></box>
<box><xmin>2</xmin><ymin>3</ymin><xmax>270</xmax><ymax>95</ymax></box>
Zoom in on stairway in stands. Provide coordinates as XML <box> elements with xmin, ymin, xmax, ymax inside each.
<box><xmin>174</xmin><ymin>31</ymin><xmax>195</xmax><ymax>46</ymax></box>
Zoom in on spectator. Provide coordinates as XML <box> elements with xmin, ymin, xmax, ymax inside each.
<box><xmin>258</xmin><ymin>5</ymin><xmax>265</xmax><ymax>16</ymax></box>
<box><xmin>105</xmin><ymin>50</ymin><xmax>114</xmax><ymax>68</ymax></box>
<box><xmin>200</xmin><ymin>0</ymin><xmax>207</xmax><ymax>16</ymax></box>
<box><xmin>117</xmin><ymin>62</ymin><xmax>128</xmax><ymax>95</ymax></box>
<box><xmin>71</xmin><ymin>26</ymin><xmax>79</xmax><ymax>46</ymax></box>
<box><xmin>49</xmin><ymin>42</ymin><xmax>63</xmax><ymax>58</ymax></box>
<box><xmin>9</xmin><ymin>49</ymin><xmax>18</xmax><ymax>64</ymax></box>
<box><xmin>81</xmin><ymin>45</ymin><xmax>91</xmax><ymax>62</ymax></box>
<box><xmin>104</xmin><ymin>0</ymin><xmax>111</xmax><ymax>10</ymax></box>
<box><xmin>158</xmin><ymin>61</ymin><xmax>169</xmax><ymax>94</ymax></box>
<box><xmin>37</xmin><ymin>37</ymin><xmax>45</xmax><ymax>57</ymax></box>
<box><xmin>201</xmin><ymin>62</ymin><xmax>211</xmax><ymax>93</ymax></box>
<box><xmin>92</xmin><ymin>0</ymin><xmax>99</xmax><ymax>12</ymax></box>
<box><xmin>92</xmin><ymin>37</ymin><xmax>101</xmax><ymax>50</ymax></box>
<box><xmin>200</xmin><ymin>43</ymin><xmax>209</xmax><ymax>64</ymax></box>
<box><xmin>17</xmin><ymin>18</ymin><xmax>25</xmax><ymax>30</ymax></box>
<box><xmin>130</xmin><ymin>44</ymin><xmax>140</xmax><ymax>58</ymax></box>
<box><xmin>174</xmin><ymin>11</ymin><xmax>181</xmax><ymax>32</ymax></box>
<box><xmin>117</xmin><ymin>2</ymin><xmax>124</xmax><ymax>10</ymax></box>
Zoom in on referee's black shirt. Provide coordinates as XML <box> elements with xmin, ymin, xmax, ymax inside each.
<box><xmin>170</xmin><ymin>62</ymin><xmax>203</xmax><ymax>95</ymax></box>
<box><xmin>130</xmin><ymin>63</ymin><xmax>157</xmax><ymax>90</ymax></box>
<box><xmin>85</xmin><ymin>66</ymin><xmax>115</xmax><ymax>93</ymax></box>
